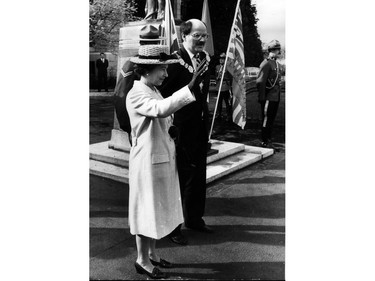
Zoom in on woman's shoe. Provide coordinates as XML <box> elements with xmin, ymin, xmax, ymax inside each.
<box><xmin>134</xmin><ymin>262</ymin><xmax>168</xmax><ymax>279</ymax></box>
<box><xmin>150</xmin><ymin>258</ymin><xmax>173</xmax><ymax>268</ymax></box>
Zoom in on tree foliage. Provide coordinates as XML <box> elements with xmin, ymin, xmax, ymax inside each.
<box><xmin>240</xmin><ymin>0</ymin><xmax>264</xmax><ymax>67</ymax></box>
<box><xmin>89</xmin><ymin>0</ymin><xmax>140</xmax><ymax>53</ymax></box>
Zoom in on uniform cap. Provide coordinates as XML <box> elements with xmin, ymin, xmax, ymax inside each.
<box><xmin>139</xmin><ymin>25</ymin><xmax>166</xmax><ymax>42</ymax></box>
<box><xmin>267</xmin><ymin>40</ymin><xmax>281</xmax><ymax>50</ymax></box>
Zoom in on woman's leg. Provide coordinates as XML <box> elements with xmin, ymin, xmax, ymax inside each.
<box><xmin>135</xmin><ymin>235</ymin><xmax>154</xmax><ymax>272</ymax></box>
<box><xmin>148</xmin><ymin>238</ymin><xmax>160</xmax><ymax>262</ymax></box>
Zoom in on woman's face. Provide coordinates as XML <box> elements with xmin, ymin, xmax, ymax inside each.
<box><xmin>146</xmin><ymin>64</ymin><xmax>169</xmax><ymax>86</ymax></box>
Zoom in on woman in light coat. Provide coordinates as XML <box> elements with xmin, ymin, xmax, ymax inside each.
<box><xmin>126</xmin><ymin>43</ymin><xmax>206</xmax><ymax>279</ymax></box>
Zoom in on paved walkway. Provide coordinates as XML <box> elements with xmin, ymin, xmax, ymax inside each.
<box><xmin>90</xmin><ymin>149</ymin><xmax>285</xmax><ymax>280</ymax></box>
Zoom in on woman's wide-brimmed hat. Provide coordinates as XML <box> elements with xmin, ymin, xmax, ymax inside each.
<box><xmin>130</xmin><ymin>44</ymin><xmax>179</xmax><ymax>64</ymax></box>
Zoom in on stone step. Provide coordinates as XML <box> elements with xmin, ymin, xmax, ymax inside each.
<box><xmin>90</xmin><ymin>160</ymin><xmax>129</xmax><ymax>184</ymax></box>
<box><xmin>206</xmin><ymin>146</ymin><xmax>273</xmax><ymax>184</ymax></box>
<box><xmin>89</xmin><ymin>143</ymin><xmax>273</xmax><ymax>184</ymax></box>
<box><xmin>90</xmin><ymin>140</ymin><xmax>245</xmax><ymax>168</ymax></box>
<box><xmin>90</xmin><ymin>142</ymin><xmax>129</xmax><ymax>167</ymax></box>
<box><xmin>207</xmin><ymin>140</ymin><xmax>245</xmax><ymax>164</ymax></box>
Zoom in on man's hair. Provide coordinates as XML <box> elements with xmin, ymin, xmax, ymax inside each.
<box><xmin>100</xmin><ymin>52</ymin><xmax>105</xmax><ymax>55</ymax></box>
<box><xmin>180</xmin><ymin>20</ymin><xmax>207</xmax><ymax>39</ymax></box>
<box><xmin>180</xmin><ymin>21</ymin><xmax>193</xmax><ymax>37</ymax></box>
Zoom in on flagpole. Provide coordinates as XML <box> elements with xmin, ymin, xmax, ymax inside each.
<box><xmin>208</xmin><ymin>0</ymin><xmax>241</xmax><ymax>140</ymax></box>
<box><xmin>164</xmin><ymin>0</ymin><xmax>172</xmax><ymax>48</ymax></box>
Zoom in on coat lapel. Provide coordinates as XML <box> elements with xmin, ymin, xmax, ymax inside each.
<box><xmin>179</xmin><ymin>46</ymin><xmax>193</xmax><ymax>68</ymax></box>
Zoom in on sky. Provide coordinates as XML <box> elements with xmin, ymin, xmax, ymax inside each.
<box><xmin>252</xmin><ymin>0</ymin><xmax>285</xmax><ymax>47</ymax></box>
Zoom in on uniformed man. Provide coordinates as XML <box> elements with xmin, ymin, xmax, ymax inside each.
<box><xmin>256</xmin><ymin>40</ymin><xmax>282</xmax><ymax>149</ymax></box>
<box><xmin>215</xmin><ymin>52</ymin><xmax>232</xmax><ymax>122</ymax></box>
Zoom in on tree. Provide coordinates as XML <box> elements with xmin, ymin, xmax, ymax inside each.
<box><xmin>89</xmin><ymin>0</ymin><xmax>140</xmax><ymax>53</ymax></box>
<box><xmin>240</xmin><ymin>0</ymin><xmax>263</xmax><ymax>67</ymax></box>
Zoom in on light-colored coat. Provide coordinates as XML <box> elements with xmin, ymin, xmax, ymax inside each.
<box><xmin>126</xmin><ymin>80</ymin><xmax>195</xmax><ymax>239</ymax></box>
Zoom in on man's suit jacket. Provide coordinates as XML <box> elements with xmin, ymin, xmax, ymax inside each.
<box><xmin>96</xmin><ymin>58</ymin><xmax>109</xmax><ymax>75</ymax></box>
<box><xmin>159</xmin><ymin>46</ymin><xmax>211</xmax><ymax>164</ymax></box>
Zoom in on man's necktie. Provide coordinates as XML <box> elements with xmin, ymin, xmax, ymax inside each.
<box><xmin>194</xmin><ymin>53</ymin><xmax>201</xmax><ymax>70</ymax></box>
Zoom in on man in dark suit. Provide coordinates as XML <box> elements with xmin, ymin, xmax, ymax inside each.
<box><xmin>160</xmin><ymin>19</ymin><xmax>213</xmax><ymax>245</ymax></box>
<box><xmin>96</xmin><ymin>52</ymin><xmax>109</xmax><ymax>92</ymax></box>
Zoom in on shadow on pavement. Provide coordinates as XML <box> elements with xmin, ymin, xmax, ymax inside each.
<box><xmin>205</xmin><ymin>194</ymin><xmax>285</xmax><ymax>218</ymax></box>
<box><xmin>168</xmin><ymin>261</ymin><xmax>285</xmax><ymax>280</ymax></box>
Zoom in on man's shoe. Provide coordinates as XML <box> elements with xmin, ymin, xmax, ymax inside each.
<box><xmin>186</xmin><ymin>224</ymin><xmax>214</xmax><ymax>233</ymax></box>
<box><xmin>168</xmin><ymin>233</ymin><xmax>188</xmax><ymax>245</ymax></box>
<box><xmin>261</xmin><ymin>141</ymin><xmax>279</xmax><ymax>152</ymax></box>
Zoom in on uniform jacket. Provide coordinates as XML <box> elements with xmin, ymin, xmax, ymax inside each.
<box><xmin>256</xmin><ymin>58</ymin><xmax>281</xmax><ymax>102</ymax></box>
<box><xmin>126</xmin><ymin>80</ymin><xmax>195</xmax><ymax>239</ymax></box>
<box><xmin>113</xmin><ymin>60</ymin><xmax>138</xmax><ymax>135</ymax></box>
<box><xmin>159</xmin><ymin>46</ymin><xmax>211</xmax><ymax>164</ymax></box>
<box><xmin>215</xmin><ymin>64</ymin><xmax>232</xmax><ymax>92</ymax></box>
<box><xmin>96</xmin><ymin>58</ymin><xmax>109</xmax><ymax>75</ymax></box>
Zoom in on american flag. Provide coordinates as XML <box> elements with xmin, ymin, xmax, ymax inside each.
<box><xmin>226</xmin><ymin>5</ymin><xmax>247</xmax><ymax>129</ymax></box>
<box><xmin>161</xmin><ymin>0</ymin><xmax>179</xmax><ymax>53</ymax></box>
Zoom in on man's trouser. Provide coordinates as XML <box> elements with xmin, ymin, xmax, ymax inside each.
<box><xmin>260</xmin><ymin>100</ymin><xmax>279</xmax><ymax>143</ymax></box>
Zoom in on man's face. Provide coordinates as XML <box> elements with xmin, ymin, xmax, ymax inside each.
<box><xmin>219</xmin><ymin>58</ymin><xmax>225</xmax><ymax>65</ymax></box>
<box><xmin>100</xmin><ymin>54</ymin><xmax>105</xmax><ymax>59</ymax></box>
<box><xmin>270</xmin><ymin>49</ymin><xmax>281</xmax><ymax>57</ymax></box>
<box><xmin>183</xmin><ymin>21</ymin><xmax>208</xmax><ymax>54</ymax></box>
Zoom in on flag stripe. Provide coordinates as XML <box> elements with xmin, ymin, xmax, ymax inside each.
<box><xmin>226</xmin><ymin>6</ymin><xmax>246</xmax><ymax>129</ymax></box>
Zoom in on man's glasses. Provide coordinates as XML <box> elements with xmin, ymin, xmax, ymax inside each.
<box><xmin>189</xmin><ymin>33</ymin><xmax>210</xmax><ymax>40</ymax></box>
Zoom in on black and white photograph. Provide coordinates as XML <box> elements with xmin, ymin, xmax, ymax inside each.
<box><xmin>89</xmin><ymin>0</ymin><xmax>285</xmax><ymax>279</ymax></box>
<box><xmin>3</xmin><ymin>1</ymin><xmax>375</xmax><ymax>281</ymax></box>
